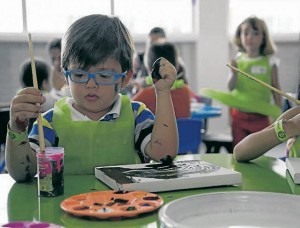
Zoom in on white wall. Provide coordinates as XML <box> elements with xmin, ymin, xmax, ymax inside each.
<box><xmin>195</xmin><ymin>0</ymin><xmax>231</xmax><ymax>134</ymax></box>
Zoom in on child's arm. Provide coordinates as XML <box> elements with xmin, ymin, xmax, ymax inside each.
<box><xmin>270</xmin><ymin>65</ymin><xmax>282</xmax><ymax>108</ymax></box>
<box><xmin>233</xmin><ymin>127</ymin><xmax>282</xmax><ymax>162</ymax></box>
<box><xmin>234</xmin><ymin>106</ymin><xmax>300</xmax><ymax>162</ymax></box>
<box><xmin>227</xmin><ymin>59</ymin><xmax>238</xmax><ymax>91</ymax></box>
<box><xmin>145</xmin><ymin>57</ymin><xmax>178</xmax><ymax>161</ymax></box>
<box><xmin>5</xmin><ymin>87</ymin><xmax>45</xmax><ymax>181</ymax></box>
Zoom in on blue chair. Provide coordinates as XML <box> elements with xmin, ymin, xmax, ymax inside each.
<box><xmin>0</xmin><ymin>160</ymin><xmax>5</xmax><ymax>174</ymax></box>
<box><xmin>177</xmin><ymin>118</ymin><xmax>203</xmax><ymax>154</ymax></box>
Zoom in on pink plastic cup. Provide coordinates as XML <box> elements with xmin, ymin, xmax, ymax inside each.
<box><xmin>36</xmin><ymin>147</ymin><xmax>64</xmax><ymax>197</ymax></box>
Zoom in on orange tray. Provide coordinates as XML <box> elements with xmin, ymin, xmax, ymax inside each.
<box><xmin>60</xmin><ymin>190</ymin><xmax>163</xmax><ymax>219</ymax></box>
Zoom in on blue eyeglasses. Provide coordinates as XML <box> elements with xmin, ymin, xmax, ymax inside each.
<box><xmin>62</xmin><ymin>68</ymin><xmax>127</xmax><ymax>85</ymax></box>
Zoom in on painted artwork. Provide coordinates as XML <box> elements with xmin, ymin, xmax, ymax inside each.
<box><xmin>95</xmin><ymin>160</ymin><xmax>242</xmax><ymax>192</ymax></box>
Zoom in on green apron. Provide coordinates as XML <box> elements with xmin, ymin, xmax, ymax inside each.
<box><xmin>235</xmin><ymin>54</ymin><xmax>272</xmax><ymax>104</ymax></box>
<box><xmin>200</xmin><ymin>55</ymin><xmax>281</xmax><ymax>119</ymax></box>
<box><xmin>53</xmin><ymin>96</ymin><xmax>141</xmax><ymax>174</ymax></box>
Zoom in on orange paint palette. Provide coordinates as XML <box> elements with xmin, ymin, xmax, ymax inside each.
<box><xmin>60</xmin><ymin>190</ymin><xmax>163</xmax><ymax>219</ymax></box>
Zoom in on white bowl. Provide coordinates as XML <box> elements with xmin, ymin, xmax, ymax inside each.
<box><xmin>159</xmin><ymin>191</ymin><xmax>300</xmax><ymax>228</ymax></box>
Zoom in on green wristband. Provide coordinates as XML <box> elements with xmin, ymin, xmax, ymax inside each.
<box><xmin>7</xmin><ymin>126</ymin><xmax>28</xmax><ymax>142</ymax></box>
<box><xmin>274</xmin><ymin>119</ymin><xmax>288</xmax><ymax>142</ymax></box>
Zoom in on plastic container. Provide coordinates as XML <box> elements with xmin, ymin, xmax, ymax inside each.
<box><xmin>36</xmin><ymin>147</ymin><xmax>64</xmax><ymax>197</ymax></box>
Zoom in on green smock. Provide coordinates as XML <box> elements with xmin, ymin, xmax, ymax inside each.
<box><xmin>53</xmin><ymin>96</ymin><xmax>141</xmax><ymax>174</ymax></box>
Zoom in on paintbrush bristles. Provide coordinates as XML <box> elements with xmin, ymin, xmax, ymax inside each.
<box><xmin>27</xmin><ymin>33</ymin><xmax>46</xmax><ymax>151</ymax></box>
<box><xmin>226</xmin><ymin>64</ymin><xmax>300</xmax><ymax>105</ymax></box>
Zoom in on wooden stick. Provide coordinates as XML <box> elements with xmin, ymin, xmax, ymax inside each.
<box><xmin>28</xmin><ymin>33</ymin><xmax>46</xmax><ymax>152</ymax></box>
<box><xmin>226</xmin><ymin>63</ymin><xmax>300</xmax><ymax>105</ymax></box>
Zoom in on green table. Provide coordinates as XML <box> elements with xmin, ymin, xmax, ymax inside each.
<box><xmin>0</xmin><ymin>154</ymin><xmax>298</xmax><ymax>227</ymax></box>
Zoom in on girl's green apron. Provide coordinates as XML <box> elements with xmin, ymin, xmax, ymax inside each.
<box><xmin>53</xmin><ymin>96</ymin><xmax>141</xmax><ymax>174</ymax></box>
<box><xmin>235</xmin><ymin>54</ymin><xmax>272</xmax><ymax>105</ymax></box>
<box><xmin>200</xmin><ymin>54</ymin><xmax>281</xmax><ymax>119</ymax></box>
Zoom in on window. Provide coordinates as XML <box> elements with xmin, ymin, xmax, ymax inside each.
<box><xmin>26</xmin><ymin>0</ymin><xmax>110</xmax><ymax>33</ymax></box>
<box><xmin>115</xmin><ymin>0</ymin><xmax>193</xmax><ymax>35</ymax></box>
<box><xmin>0</xmin><ymin>0</ymin><xmax>23</xmax><ymax>33</ymax></box>
<box><xmin>229</xmin><ymin>0</ymin><xmax>300</xmax><ymax>35</ymax></box>
<box><xmin>1</xmin><ymin>0</ymin><xmax>298</xmax><ymax>38</ymax></box>
<box><xmin>0</xmin><ymin>0</ymin><xmax>194</xmax><ymax>36</ymax></box>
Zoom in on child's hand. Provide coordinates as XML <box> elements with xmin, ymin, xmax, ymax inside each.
<box><xmin>9</xmin><ymin>87</ymin><xmax>45</xmax><ymax>132</ymax></box>
<box><xmin>230</xmin><ymin>59</ymin><xmax>238</xmax><ymax>75</ymax></box>
<box><xmin>151</xmin><ymin>57</ymin><xmax>176</xmax><ymax>92</ymax></box>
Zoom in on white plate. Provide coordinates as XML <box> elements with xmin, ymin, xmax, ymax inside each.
<box><xmin>159</xmin><ymin>191</ymin><xmax>300</xmax><ymax>228</ymax></box>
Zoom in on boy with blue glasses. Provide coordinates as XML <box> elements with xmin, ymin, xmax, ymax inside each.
<box><xmin>62</xmin><ymin>69</ymin><xmax>127</xmax><ymax>85</ymax></box>
<box><xmin>6</xmin><ymin>14</ymin><xmax>178</xmax><ymax>181</ymax></box>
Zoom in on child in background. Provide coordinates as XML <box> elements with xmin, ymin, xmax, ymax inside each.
<box><xmin>44</xmin><ymin>38</ymin><xmax>71</xmax><ymax>109</ymax></box>
<box><xmin>19</xmin><ymin>58</ymin><xmax>52</xmax><ymax>131</ymax></box>
<box><xmin>20</xmin><ymin>56</ymin><xmax>69</xmax><ymax>112</ymax></box>
<box><xmin>128</xmin><ymin>27</ymin><xmax>188</xmax><ymax>97</ymax></box>
<box><xmin>227</xmin><ymin>16</ymin><xmax>282</xmax><ymax>146</ymax></box>
<box><xmin>133</xmin><ymin>27</ymin><xmax>167</xmax><ymax>80</ymax></box>
<box><xmin>132</xmin><ymin>41</ymin><xmax>192</xmax><ymax>118</ymax></box>
<box><xmin>47</xmin><ymin>38</ymin><xmax>65</xmax><ymax>91</ymax></box>
<box><xmin>19</xmin><ymin>58</ymin><xmax>51</xmax><ymax>92</ymax></box>
<box><xmin>5</xmin><ymin>14</ymin><xmax>178</xmax><ymax>181</ymax></box>
<box><xmin>234</xmin><ymin>105</ymin><xmax>300</xmax><ymax>162</ymax></box>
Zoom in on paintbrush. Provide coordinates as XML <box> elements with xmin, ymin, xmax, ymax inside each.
<box><xmin>28</xmin><ymin>33</ymin><xmax>46</xmax><ymax>152</ymax></box>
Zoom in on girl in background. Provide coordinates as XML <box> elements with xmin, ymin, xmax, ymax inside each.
<box><xmin>228</xmin><ymin>16</ymin><xmax>282</xmax><ymax>146</ymax></box>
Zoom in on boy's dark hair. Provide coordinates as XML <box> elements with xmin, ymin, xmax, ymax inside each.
<box><xmin>149</xmin><ymin>27</ymin><xmax>166</xmax><ymax>38</ymax></box>
<box><xmin>147</xmin><ymin>42</ymin><xmax>177</xmax><ymax>70</ymax></box>
<box><xmin>47</xmin><ymin>38</ymin><xmax>61</xmax><ymax>53</ymax></box>
<box><xmin>19</xmin><ymin>58</ymin><xmax>50</xmax><ymax>89</ymax></box>
<box><xmin>61</xmin><ymin>14</ymin><xmax>135</xmax><ymax>72</ymax></box>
